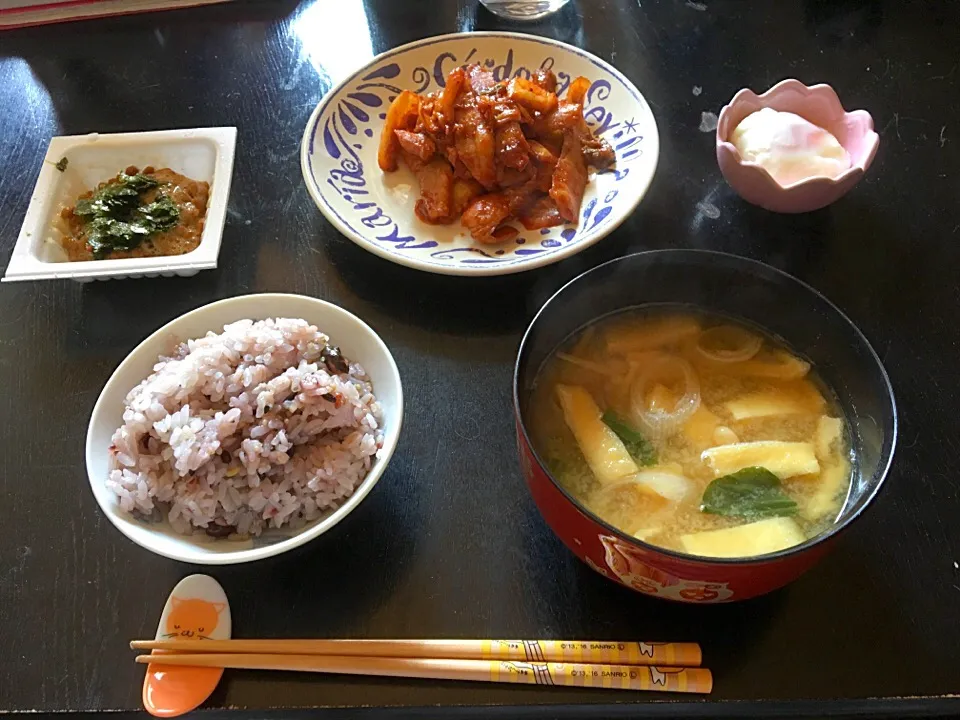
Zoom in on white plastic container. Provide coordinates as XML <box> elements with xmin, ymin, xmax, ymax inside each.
<box><xmin>3</xmin><ymin>127</ymin><xmax>237</xmax><ymax>283</ymax></box>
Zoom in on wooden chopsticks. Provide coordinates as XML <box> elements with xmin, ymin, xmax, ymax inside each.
<box><xmin>131</xmin><ymin>638</ymin><xmax>701</xmax><ymax>666</ymax></box>
<box><xmin>134</xmin><ymin>652</ymin><xmax>711</xmax><ymax>693</ymax></box>
<box><xmin>131</xmin><ymin>638</ymin><xmax>710</xmax><ymax>694</ymax></box>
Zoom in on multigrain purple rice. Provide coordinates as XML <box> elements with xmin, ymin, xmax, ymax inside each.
<box><xmin>106</xmin><ymin>318</ymin><xmax>383</xmax><ymax>537</ymax></box>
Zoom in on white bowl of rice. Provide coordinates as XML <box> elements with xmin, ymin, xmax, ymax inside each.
<box><xmin>86</xmin><ymin>293</ymin><xmax>402</xmax><ymax>564</ymax></box>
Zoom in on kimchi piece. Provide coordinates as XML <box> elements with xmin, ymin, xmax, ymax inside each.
<box><xmin>378</xmin><ymin>64</ymin><xmax>616</xmax><ymax>244</ymax></box>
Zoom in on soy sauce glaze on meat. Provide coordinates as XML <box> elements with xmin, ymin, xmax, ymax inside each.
<box><xmin>378</xmin><ymin>65</ymin><xmax>615</xmax><ymax>245</ymax></box>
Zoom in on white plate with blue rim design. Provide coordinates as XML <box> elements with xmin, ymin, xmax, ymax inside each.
<box><xmin>300</xmin><ymin>32</ymin><xmax>659</xmax><ymax>276</ymax></box>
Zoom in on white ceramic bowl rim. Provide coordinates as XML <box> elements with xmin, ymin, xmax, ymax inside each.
<box><xmin>300</xmin><ymin>31</ymin><xmax>660</xmax><ymax>276</ymax></box>
<box><xmin>85</xmin><ymin>293</ymin><xmax>403</xmax><ymax>564</ymax></box>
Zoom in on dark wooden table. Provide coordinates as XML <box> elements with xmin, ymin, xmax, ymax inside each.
<box><xmin>1</xmin><ymin>0</ymin><xmax>959</xmax><ymax>717</ymax></box>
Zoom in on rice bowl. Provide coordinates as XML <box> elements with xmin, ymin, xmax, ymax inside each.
<box><xmin>108</xmin><ymin>317</ymin><xmax>383</xmax><ymax>537</ymax></box>
<box><xmin>86</xmin><ymin>294</ymin><xmax>403</xmax><ymax>564</ymax></box>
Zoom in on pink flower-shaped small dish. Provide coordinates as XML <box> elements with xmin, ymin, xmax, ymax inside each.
<box><xmin>716</xmin><ymin>79</ymin><xmax>879</xmax><ymax>213</ymax></box>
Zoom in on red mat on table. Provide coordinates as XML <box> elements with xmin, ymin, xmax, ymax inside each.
<box><xmin>0</xmin><ymin>0</ymin><xmax>230</xmax><ymax>29</ymax></box>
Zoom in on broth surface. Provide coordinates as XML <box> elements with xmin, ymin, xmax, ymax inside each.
<box><xmin>528</xmin><ymin>310</ymin><xmax>852</xmax><ymax>558</ymax></box>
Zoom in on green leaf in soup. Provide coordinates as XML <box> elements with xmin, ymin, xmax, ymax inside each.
<box><xmin>601</xmin><ymin>411</ymin><xmax>657</xmax><ymax>467</ymax></box>
<box><xmin>701</xmin><ymin>466</ymin><xmax>799</xmax><ymax>519</ymax></box>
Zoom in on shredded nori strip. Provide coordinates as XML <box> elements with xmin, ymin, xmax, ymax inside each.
<box><xmin>74</xmin><ymin>172</ymin><xmax>180</xmax><ymax>258</ymax></box>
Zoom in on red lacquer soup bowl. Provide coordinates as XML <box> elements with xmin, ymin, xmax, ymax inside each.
<box><xmin>513</xmin><ymin>250</ymin><xmax>897</xmax><ymax>603</ymax></box>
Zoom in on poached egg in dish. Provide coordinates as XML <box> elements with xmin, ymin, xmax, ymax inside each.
<box><xmin>731</xmin><ymin>108</ymin><xmax>850</xmax><ymax>187</ymax></box>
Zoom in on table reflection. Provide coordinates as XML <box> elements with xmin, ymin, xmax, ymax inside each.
<box><xmin>290</xmin><ymin>0</ymin><xmax>374</xmax><ymax>88</ymax></box>
<box><xmin>0</xmin><ymin>57</ymin><xmax>60</xmax><ymax>144</ymax></box>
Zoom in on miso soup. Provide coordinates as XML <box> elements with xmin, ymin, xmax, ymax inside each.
<box><xmin>528</xmin><ymin>310</ymin><xmax>853</xmax><ymax>558</ymax></box>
